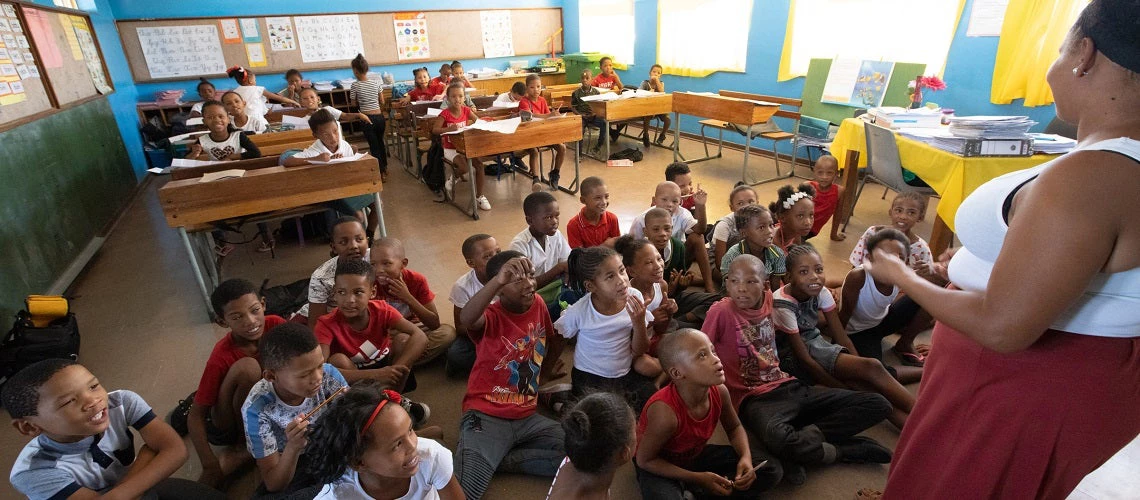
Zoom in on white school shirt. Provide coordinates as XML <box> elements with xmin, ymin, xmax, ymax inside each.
<box><xmin>232</xmin><ymin>84</ymin><xmax>269</xmax><ymax>117</ymax></box>
<box><xmin>190</xmin><ymin>101</ymin><xmax>204</xmax><ymax>115</ymax></box>
<box><xmin>294</xmin><ymin>138</ymin><xmax>354</xmax><ymax>159</ymax></box>
<box><xmin>554</xmin><ymin>288</ymin><xmax>654</xmax><ymax>378</ymax></box>
<box><xmin>628</xmin><ymin>206</ymin><xmax>698</xmax><ymax>241</ymax></box>
<box><xmin>233</xmin><ymin>114</ymin><xmax>268</xmax><ymax>134</ymax></box>
<box><xmin>495</xmin><ymin>92</ymin><xmax>519</xmax><ymax>104</ymax></box>
<box><xmin>712</xmin><ymin>213</ymin><xmax>741</xmax><ymax>245</ymax></box>
<box><xmin>449</xmin><ymin>269</ymin><xmax>486</xmax><ymax>308</ymax></box>
<box><xmin>313</xmin><ymin>438</ymin><xmax>452</xmax><ymax>500</ymax></box>
<box><xmin>510</xmin><ymin>228</ymin><xmax>571</xmax><ymax>276</ymax></box>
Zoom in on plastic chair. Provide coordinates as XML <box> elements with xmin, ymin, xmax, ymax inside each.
<box><xmin>845</xmin><ymin>122</ymin><xmax>939</xmax><ymax>230</ymax></box>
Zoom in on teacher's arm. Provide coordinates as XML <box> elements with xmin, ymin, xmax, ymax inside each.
<box><xmin>865</xmin><ymin>152</ymin><xmax>1120</xmax><ymax>353</ymax></box>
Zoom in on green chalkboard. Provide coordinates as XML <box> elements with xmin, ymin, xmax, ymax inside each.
<box><xmin>0</xmin><ymin>97</ymin><xmax>136</xmax><ymax>321</ymax></box>
<box><xmin>800</xmin><ymin>58</ymin><xmax>926</xmax><ymax>125</ymax></box>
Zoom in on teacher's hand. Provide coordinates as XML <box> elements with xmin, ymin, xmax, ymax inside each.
<box><xmin>863</xmin><ymin>247</ymin><xmax>912</xmax><ymax>286</ymax></box>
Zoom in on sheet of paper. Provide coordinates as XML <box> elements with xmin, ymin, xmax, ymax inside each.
<box><xmin>822</xmin><ymin>58</ymin><xmax>894</xmax><ymax>107</ymax></box>
<box><xmin>281</xmin><ymin>114</ymin><xmax>309</xmax><ymax>126</ymax></box>
<box><xmin>239</xmin><ymin>18</ymin><xmax>260</xmax><ymax>42</ymax></box>
<box><xmin>73</xmin><ymin>22</ymin><xmax>111</xmax><ymax>94</ymax></box>
<box><xmin>186</xmin><ymin>117</ymin><xmax>204</xmax><ymax>126</ymax></box>
<box><xmin>219</xmin><ymin>19</ymin><xmax>241</xmax><ymax>44</ymax></box>
<box><xmin>424</xmin><ymin>107</ymin><xmax>443</xmax><ymax>117</ymax></box>
<box><xmin>296</xmin><ymin>14</ymin><xmax>364</xmax><ymax>63</ymax></box>
<box><xmin>479</xmin><ymin>10</ymin><xmax>514</xmax><ymax>58</ymax></box>
<box><xmin>137</xmin><ymin>25</ymin><xmax>227</xmax><ymax>78</ymax></box>
<box><xmin>581</xmin><ymin>92</ymin><xmax>618</xmax><ymax>102</ymax></box>
<box><xmin>469</xmin><ymin>117</ymin><xmax>521</xmax><ymax>134</ymax></box>
<box><xmin>393</xmin><ymin>12</ymin><xmax>430</xmax><ymax>61</ymax></box>
<box><xmin>199</xmin><ymin>169</ymin><xmax>247</xmax><ymax>183</ymax></box>
<box><xmin>24</xmin><ymin>9</ymin><xmax>61</xmax><ymax>69</ymax></box>
<box><xmin>306</xmin><ymin>152</ymin><xmax>366</xmax><ymax>164</ymax></box>
<box><xmin>491</xmin><ymin>100</ymin><xmax>519</xmax><ymax>109</ymax></box>
<box><xmin>147</xmin><ymin>167</ymin><xmax>168</xmax><ymax>175</ymax></box>
<box><xmin>266</xmin><ymin>17</ymin><xmax>296</xmax><ymax>51</ymax></box>
<box><xmin>245</xmin><ymin>42</ymin><xmax>267</xmax><ymax>68</ymax></box>
<box><xmin>58</xmin><ymin>14</ymin><xmax>82</xmax><ymax>60</ymax></box>
<box><xmin>171</xmin><ymin>158</ymin><xmax>224</xmax><ymax>168</ymax></box>
<box><xmin>168</xmin><ymin>130</ymin><xmax>209</xmax><ymax>143</ymax></box>
<box><xmin>967</xmin><ymin>0</ymin><xmax>1010</xmax><ymax>37</ymax></box>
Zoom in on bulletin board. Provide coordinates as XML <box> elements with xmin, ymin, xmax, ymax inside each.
<box><xmin>116</xmin><ymin>8</ymin><xmax>563</xmax><ymax>84</ymax></box>
<box><xmin>0</xmin><ymin>1</ymin><xmax>113</xmax><ymax>129</ymax></box>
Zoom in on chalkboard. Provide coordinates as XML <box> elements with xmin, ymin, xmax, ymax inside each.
<box><xmin>800</xmin><ymin>58</ymin><xmax>925</xmax><ymax>125</ymax></box>
<box><xmin>117</xmin><ymin>8</ymin><xmax>564</xmax><ymax>83</ymax></box>
<box><xmin>0</xmin><ymin>97</ymin><xmax>135</xmax><ymax>322</ymax></box>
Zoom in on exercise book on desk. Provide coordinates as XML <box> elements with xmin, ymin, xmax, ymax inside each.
<box><xmin>199</xmin><ymin>169</ymin><xmax>246</xmax><ymax>183</ymax></box>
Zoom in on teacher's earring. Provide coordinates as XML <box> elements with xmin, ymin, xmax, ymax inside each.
<box><xmin>1072</xmin><ymin>67</ymin><xmax>1088</xmax><ymax>76</ymax></box>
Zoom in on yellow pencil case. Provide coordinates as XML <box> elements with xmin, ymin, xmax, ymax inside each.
<box><xmin>25</xmin><ymin>295</ymin><xmax>69</xmax><ymax>328</ymax></box>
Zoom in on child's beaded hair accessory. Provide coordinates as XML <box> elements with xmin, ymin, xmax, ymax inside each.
<box><xmin>781</xmin><ymin>191</ymin><xmax>812</xmax><ymax>210</ymax></box>
<box><xmin>360</xmin><ymin>390</ymin><xmax>404</xmax><ymax>436</ymax></box>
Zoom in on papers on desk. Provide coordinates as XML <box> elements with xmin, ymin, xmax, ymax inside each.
<box><xmin>168</xmin><ymin>130</ymin><xmax>209</xmax><ymax>144</ymax></box>
<box><xmin>581</xmin><ymin>92</ymin><xmax>618</xmax><ymax>102</ymax></box>
<box><xmin>186</xmin><ymin>117</ymin><xmax>204</xmax><ymax>126</ymax></box>
<box><xmin>312</xmin><ymin>81</ymin><xmax>335</xmax><ymax>91</ymax></box>
<box><xmin>199</xmin><ymin>169</ymin><xmax>246</xmax><ymax>183</ymax></box>
<box><xmin>1027</xmin><ymin>133</ymin><xmax>1076</xmax><ymax>154</ymax></box>
<box><xmin>424</xmin><ymin>107</ymin><xmax>443</xmax><ymax>117</ymax></box>
<box><xmin>307</xmin><ymin>152</ymin><xmax>367</xmax><ymax>165</ymax></box>
<box><xmin>900</xmin><ymin>127</ymin><xmax>1032</xmax><ymax>157</ymax></box>
<box><xmin>171</xmin><ymin>158</ymin><xmax>225</xmax><ymax>168</ymax></box>
<box><xmin>948</xmin><ymin>116</ymin><xmax>1036</xmax><ymax>138</ymax></box>
<box><xmin>491</xmin><ymin>100</ymin><xmax>519</xmax><ymax>109</ymax></box>
<box><xmin>147</xmin><ymin>167</ymin><xmax>169</xmax><ymax>175</ymax></box>
<box><xmin>281</xmin><ymin>114</ymin><xmax>310</xmax><ymax>126</ymax></box>
<box><xmin>440</xmin><ymin>117</ymin><xmax>523</xmax><ymax>135</ymax></box>
<box><xmin>869</xmin><ymin>107</ymin><xmax>942</xmax><ymax>129</ymax></box>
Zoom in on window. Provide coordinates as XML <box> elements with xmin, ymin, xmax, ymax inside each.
<box><xmin>658</xmin><ymin>0</ymin><xmax>753</xmax><ymax>77</ymax></box>
<box><xmin>991</xmin><ymin>0</ymin><xmax>1088</xmax><ymax>106</ymax></box>
<box><xmin>778</xmin><ymin>0</ymin><xmax>965</xmax><ymax>81</ymax></box>
<box><xmin>579</xmin><ymin>0</ymin><xmax>635</xmax><ymax>68</ymax></box>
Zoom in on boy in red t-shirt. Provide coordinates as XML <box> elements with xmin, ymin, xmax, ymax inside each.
<box><xmin>635</xmin><ymin>328</ymin><xmax>778</xmax><ymax>498</ymax></box>
<box><xmin>590</xmin><ymin>56</ymin><xmax>624</xmax><ymax>90</ymax></box>
<box><xmin>454</xmin><ymin>251</ymin><xmax>568</xmax><ymax>499</ymax></box>
<box><xmin>805</xmin><ymin>155</ymin><xmax>846</xmax><ymax>242</ymax></box>
<box><xmin>184</xmin><ymin>278</ymin><xmax>287</xmax><ymax>488</ymax></box>
<box><xmin>429</xmin><ymin>63</ymin><xmax>452</xmax><ymax>97</ymax></box>
<box><xmin>369</xmin><ymin>237</ymin><xmax>456</xmax><ymax>365</ymax></box>
<box><xmin>566</xmin><ymin>176</ymin><xmax>620</xmax><ymax>248</ymax></box>
<box><xmin>519</xmin><ymin>74</ymin><xmax>567</xmax><ymax>190</ymax></box>
<box><xmin>314</xmin><ymin>258</ymin><xmax>426</xmax><ymax>392</ymax></box>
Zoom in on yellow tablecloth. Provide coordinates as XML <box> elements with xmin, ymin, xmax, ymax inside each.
<box><xmin>829</xmin><ymin>118</ymin><xmax>1055</xmax><ymax>232</ymax></box>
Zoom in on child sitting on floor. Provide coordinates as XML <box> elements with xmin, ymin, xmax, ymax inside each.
<box><xmin>510</xmin><ymin>191</ymin><xmax>572</xmax><ymax>320</ymax></box>
<box><xmin>4</xmin><ymin>360</ymin><xmax>219</xmax><ymax>500</ymax></box>
<box><xmin>447</xmin><ymin>234</ymin><xmax>501</xmax><ymax>377</ymax></box>
<box><xmin>710</xmin><ymin>183</ymin><xmax>759</xmax><ymax>284</ymax></box>
<box><xmin>839</xmin><ymin>228</ymin><xmax>932</xmax><ymax>377</ymax></box>
<box><xmin>566</xmin><ymin>176</ymin><xmax>621</xmax><ymax>249</ymax></box>
<box><xmin>546</xmin><ymin>393</ymin><xmax>637</xmax><ymax>500</ymax></box>
<box><xmin>314</xmin><ymin>258</ymin><xmax>426</xmax><ymax>391</ymax></box>
<box><xmin>641</xmin><ymin>208</ymin><xmax>720</xmax><ymax>330</ymax></box>
<box><xmin>635</xmin><ymin>329</ymin><xmax>779</xmax><ymax>498</ymax></box>
<box><xmin>703</xmin><ymin>255</ymin><xmax>892</xmax><ymax>485</ymax></box>
<box><xmin>848</xmin><ymin>191</ymin><xmax>940</xmax><ymax>287</ymax></box>
<box><xmin>770</xmin><ymin>184</ymin><xmax>816</xmax><ymax>252</ymax></box>
<box><xmin>719</xmin><ymin>205</ymin><xmax>785</xmax><ymax>291</ymax></box>
<box><xmin>295</xmin><ymin>216</ymin><xmax>369</xmax><ymax>327</ymax></box>
<box><xmin>554</xmin><ymin>246</ymin><xmax>656</xmax><ymax>412</ymax></box>
<box><xmin>630</xmin><ymin>181</ymin><xmax>714</xmax><ymax>293</ymax></box>
<box><xmin>773</xmin><ymin>244</ymin><xmax>915</xmax><ymax>428</ymax></box>
<box><xmin>520</xmin><ymin>74</ymin><xmax>567</xmax><ymax>189</ymax></box>
<box><xmin>370</xmin><ymin>237</ymin><xmax>456</xmax><ymax>365</ymax></box>
<box><xmin>306</xmin><ymin>384</ymin><xmax>463</xmax><ymax>499</ymax></box>
<box><xmin>456</xmin><ymin>251</ymin><xmax>567</xmax><ymax>499</ymax></box>
<box><xmin>806</xmin><ymin>155</ymin><xmax>846</xmax><ymax>241</ymax></box>
<box><xmin>616</xmin><ymin>235</ymin><xmax>679</xmax><ymax>336</ymax></box>
<box><xmin>185</xmin><ymin>278</ymin><xmax>286</xmax><ymax>488</ymax></box>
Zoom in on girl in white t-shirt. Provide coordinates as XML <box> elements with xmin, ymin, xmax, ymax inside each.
<box><xmin>221</xmin><ymin>91</ymin><xmax>268</xmax><ymax>134</ymax></box>
<box><xmin>189</xmin><ymin>78</ymin><xmax>216</xmax><ymax>118</ymax></box>
<box><xmin>225</xmin><ymin>65</ymin><xmax>299</xmax><ymax>117</ymax></box>
<box><xmin>710</xmin><ymin>184</ymin><xmax>758</xmax><ymax>284</ymax></box>
<box><xmin>614</xmin><ymin>235</ymin><xmax>677</xmax><ymax>387</ymax></box>
<box><xmin>555</xmin><ymin>246</ymin><xmax>656</xmax><ymax>412</ymax></box>
<box><xmin>306</xmin><ymin>385</ymin><xmax>463</xmax><ymax>500</ymax></box>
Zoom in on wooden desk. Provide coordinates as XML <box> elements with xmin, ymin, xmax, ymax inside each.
<box><xmin>465</xmin><ymin>71</ymin><xmax>566</xmax><ymax>94</ymax></box>
<box><xmin>248</xmin><ymin>129</ymin><xmax>315</xmax><ymax>156</ymax></box>
<box><xmin>449</xmin><ymin>115</ymin><xmax>583</xmax><ymax>219</ymax></box>
<box><xmin>159</xmin><ymin>156</ymin><xmax>385</xmax><ymax>316</ymax></box>
<box><xmin>170</xmin><ymin>157</ymin><xmax>281</xmax><ymax>181</ymax></box>
<box><xmin>586</xmin><ymin>93</ymin><xmax>673</xmax><ymax>162</ymax></box>
<box><xmin>542</xmin><ymin>83</ymin><xmax>580</xmax><ymax>111</ymax></box>
<box><xmin>671</xmin><ymin>91</ymin><xmax>780</xmax><ymax>183</ymax></box>
<box><xmin>831</xmin><ymin>117</ymin><xmax>1054</xmax><ymax>255</ymax></box>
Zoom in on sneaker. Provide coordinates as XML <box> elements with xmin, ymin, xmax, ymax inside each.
<box><xmin>168</xmin><ymin>391</ymin><xmax>195</xmax><ymax>437</ymax></box>
<box><xmin>836</xmin><ymin>436</ymin><xmax>893</xmax><ymax>464</ymax></box>
<box><xmin>407</xmin><ymin>400</ymin><xmax>431</xmax><ymax>429</ymax></box>
<box><xmin>548</xmin><ymin>170</ymin><xmax>560</xmax><ymax>190</ymax></box>
<box><xmin>444</xmin><ymin>176</ymin><xmax>455</xmax><ymax>200</ymax></box>
<box><xmin>538</xmin><ymin>383</ymin><xmax>574</xmax><ymax>418</ymax></box>
<box><xmin>476</xmin><ymin>195</ymin><xmax>492</xmax><ymax>211</ymax></box>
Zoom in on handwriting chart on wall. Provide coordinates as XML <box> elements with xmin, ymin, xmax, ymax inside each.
<box><xmin>480</xmin><ymin>10</ymin><xmax>514</xmax><ymax>58</ymax></box>
<box><xmin>136</xmin><ymin>25</ymin><xmax>226</xmax><ymax>78</ymax></box>
<box><xmin>295</xmin><ymin>14</ymin><xmax>363</xmax><ymax>63</ymax></box>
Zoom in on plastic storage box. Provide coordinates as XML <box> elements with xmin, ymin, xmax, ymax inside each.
<box><xmin>563</xmin><ymin>52</ymin><xmax>611</xmax><ymax>80</ymax></box>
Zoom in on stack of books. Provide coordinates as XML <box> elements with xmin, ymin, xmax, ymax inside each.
<box><xmin>1026</xmin><ymin>133</ymin><xmax>1077</xmax><ymax>154</ymax></box>
<box><xmin>948</xmin><ymin>116</ymin><xmax>1036</xmax><ymax>138</ymax></box>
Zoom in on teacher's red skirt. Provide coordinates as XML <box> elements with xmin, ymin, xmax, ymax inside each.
<box><xmin>883</xmin><ymin>322</ymin><xmax>1140</xmax><ymax>500</ymax></box>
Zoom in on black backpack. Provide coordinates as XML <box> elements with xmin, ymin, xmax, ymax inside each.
<box><xmin>422</xmin><ymin>136</ymin><xmax>447</xmax><ymax>193</ymax></box>
<box><xmin>0</xmin><ymin>312</ymin><xmax>81</xmax><ymax>390</ymax></box>
<box><xmin>608</xmin><ymin>147</ymin><xmax>644</xmax><ymax>162</ymax></box>
<box><xmin>259</xmin><ymin>278</ymin><xmax>311</xmax><ymax>318</ymax></box>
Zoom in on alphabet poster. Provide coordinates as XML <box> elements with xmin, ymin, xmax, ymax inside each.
<box><xmin>295</xmin><ymin>15</ymin><xmax>363</xmax><ymax>63</ymax></box>
<box><xmin>480</xmin><ymin>10</ymin><xmax>514</xmax><ymax>58</ymax></box>
<box><xmin>136</xmin><ymin>25</ymin><xmax>227</xmax><ymax>78</ymax></box>
<box><xmin>393</xmin><ymin>12</ymin><xmax>430</xmax><ymax>61</ymax></box>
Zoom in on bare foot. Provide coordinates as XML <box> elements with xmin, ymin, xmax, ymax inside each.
<box><xmin>831</xmin><ymin>232</ymin><xmax>847</xmax><ymax>242</ymax></box>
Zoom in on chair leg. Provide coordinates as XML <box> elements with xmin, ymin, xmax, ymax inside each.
<box><xmin>843</xmin><ymin>176</ymin><xmax>869</xmax><ymax>232</ymax></box>
<box><xmin>882</xmin><ymin>186</ymin><xmax>889</xmax><ymax>200</ymax></box>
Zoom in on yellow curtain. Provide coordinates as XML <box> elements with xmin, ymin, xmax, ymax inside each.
<box><xmin>991</xmin><ymin>0</ymin><xmax>1089</xmax><ymax>106</ymax></box>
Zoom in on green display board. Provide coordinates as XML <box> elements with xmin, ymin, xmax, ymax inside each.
<box><xmin>0</xmin><ymin>97</ymin><xmax>136</xmax><ymax>321</ymax></box>
<box><xmin>800</xmin><ymin>58</ymin><xmax>926</xmax><ymax>125</ymax></box>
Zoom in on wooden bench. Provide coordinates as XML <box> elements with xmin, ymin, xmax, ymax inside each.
<box><xmin>694</xmin><ymin>91</ymin><xmax>806</xmax><ymax>184</ymax></box>
<box><xmin>542</xmin><ymin>83</ymin><xmax>581</xmax><ymax>112</ymax></box>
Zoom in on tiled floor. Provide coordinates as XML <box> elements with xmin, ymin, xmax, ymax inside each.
<box><xmin>2</xmin><ymin>133</ymin><xmax>1136</xmax><ymax>500</ymax></box>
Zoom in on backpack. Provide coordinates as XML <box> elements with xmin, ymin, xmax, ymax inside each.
<box><xmin>259</xmin><ymin>278</ymin><xmax>311</xmax><ymax>317</ymax></box>
<box><xmin>608</xmin><ymin>147</ymin><xmax>644</xmax><ymax>162</ymax></box>
<box><xmin>0</xmin><ymin>311</ymin><xmax>81</xmax><ymax>390</ymax></box>
<box><xmin>422</xmin><ymin>136</ymin><xmax>447</xmax><ymax>193</ymax></box>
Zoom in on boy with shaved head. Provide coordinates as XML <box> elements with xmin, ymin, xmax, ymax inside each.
<box><xmin>369</xmin><ymin>237</ymin><xmax>456</xmax><ymax>365</ymax></box>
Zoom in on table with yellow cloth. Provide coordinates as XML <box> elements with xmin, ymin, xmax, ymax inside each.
<box><xmin>829</xmin><ymin>117</ymin><xmax>1056</xmax><ymax>253</ymax></box>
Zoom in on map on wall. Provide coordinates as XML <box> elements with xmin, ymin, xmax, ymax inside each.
<box><xmin>136</xmin><ymin>25</ymin><xmax>227</xmax><ymax>79</ymax></box>
<box><xmin>295</xmin><ymin>14</ymin><xmax>363</xmax><ymax>63</ymax></box>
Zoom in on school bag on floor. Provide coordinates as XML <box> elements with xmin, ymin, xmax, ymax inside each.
<box><xmin>0</xmin><ymin>296</ymin><xmax>81</xmax><ymax>390</ymax></box>
<box><xmin>423</xmin><ymin>136</ymin><xmax>447</xmax><ymax>193</ymax></box>
<box><xmin>259</xmin><ymin>278</ymin><xmax>311</xmax><ymax>318</ymax></box>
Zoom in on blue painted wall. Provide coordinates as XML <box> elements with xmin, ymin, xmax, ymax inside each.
<box><xmin>564</xmin><ymin>0</ymin><xmax>1058</xmax><ymax>153</ymax></box>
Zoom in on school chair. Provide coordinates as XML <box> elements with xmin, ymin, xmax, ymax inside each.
<box><xmin>843</xmin><ymin>123</ymin><xmax>939</xmax><ymax>231</ymax></box>
<box><xmin>696</xmin><ymin>92</ymin><xmax>809</xmax><ymax>184</ymax></box>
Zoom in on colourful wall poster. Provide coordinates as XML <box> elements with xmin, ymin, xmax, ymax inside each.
<box><xmin>393</xmin><ymin>12</ymin><xmax>429</xmax><ymax>61</ymax></box>
<box><xmin>219</xmin><ymin>19</ymin><xmax>241</xmax><ymax>44</ymax></box>
<box><xmin>239</xmin><ymin>18</ymin><xmax>260</xmax><ymax>42</ymax></box>
<box><xmin>265</xmin><ymin>17</ymin><xmax>295</xmax><ymax>51</ymax></box>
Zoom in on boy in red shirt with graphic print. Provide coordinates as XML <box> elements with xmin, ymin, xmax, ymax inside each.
<box><xmin>455</xmin><ymin>250</ymin><xmax>568</xmax><ymax>500</ymax></box>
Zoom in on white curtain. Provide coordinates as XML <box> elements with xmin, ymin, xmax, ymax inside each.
<box><xmin>579</xmin><ymin>0</ymin><xmax>636</xmax><ymax>67</ymax></box>
<box><xmin>658</xmin><ymin>0</ymin><xmax>753</xmax><ymax>76</ymax></box>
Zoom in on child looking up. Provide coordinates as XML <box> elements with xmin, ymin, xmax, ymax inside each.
<box><xmin>221</xmin><ymin>91</ymin><xmax>268</xmax><ymax>134</ymax></box>
<box><xmin>711</xmin><ymin>183</ymin><xmax>759</xmax><ymax>284</ymax></box>
<box><xmin>306</xmin><ymin>384</ymin><xmax>463</xmax><ymax>500</ymax></box>
<box><xmin>520</xmin><ymin>74</ymin><xmax>567</xmax><ymax>189</ymax></box>
<box><xmin>279</xmin><ymin>68</ymin><xmax>305</xmax><ymax>103</ymax></box>
<box><xmin>226</xmin><ymin>65</ymin><xmax>298</xmax><ymax>117</ymax></box>
<box><xmin>566</xmin><ymin>176</ymin><xmax>621</xmax><ymax>249</ymax></box>
<box><xmin>511</xmin><ymin>191</ymin><xmax>572</xmax><ymax>319</ymax></box>
<box><xmin>433</xmin><ymin>82</ymin><xmax>490</xmax><ymax>210</ymax></box>
<box><xmin>448</xmin><ymin>234</ymin><xmax>501</xmax><ymax>377</ymax></box>
<box><xmin>630</xmin><ymin>181</ymin><xmax>714</xmax><ymax>293</ymax></box>
<box><xmin>774</xmin><ymin>245</ymin><xmax>916</xmax><ymax>428</ymax></box>
<box><xmin>4</xmin><ymin>360</ymin><xmax>217</xmax><ymax>500</ymax></box>
<box><xmin>839</xmin><ymin>228</ymin><xmax>931</xmax><ymax>377</ymax></box>
<box><xmin>405</xmin><ymin>67</ymin><xmax>437</xmax><ymax>102</ymax></box>
<box><xmin>314</xmin><ymin>259</ymin><xmax>427</xmax><ymax>391</ymax></box>
<box><xmin>770</xmin><ymin>184</ymin><xmax>816</xmax><ymax>252</ymax></box>
<box><xmin>456</xmin><ymin>251</ymin><xmax>567</xmax><ymax>499</ymax></box>
<box><xmin>298</xmin><ymin>216</ymin><xmax>369</xmax><ymax>327</ymax></box>
<box><xmin>430</xmin><ymin>64</ymin><xmax>452</xmax><ymax>96</ymax></box>
<box><xmin>848</xmin><ymin>191</ymin><xmax>937</xmax><ymax>284</ymax></box>
<box><xmin>638</xmin><ymin>64</ymin><xmax>671</xmax><ymax>145</ymax></box>
<box><xmin>591</xmin><ymin>56</ymin><xmax>623</xmax><ymax>91</ymax></box>
<box><xmin>704</xmin><ymin>255</ymin><xmax>892</xmax><ymax>484</ymax></box>
<box><xmin>350</xmin><ymin>54</ymin><xmax>388</xmax><ymax>178</ymax></box>
<box><xmin>635</xmin><ymin>329</ymin><xmax>779</xmax><ymax>498</ymax></box>
<box><xmin>806</xmin><ymin>155</ymin><xmax>845</xmax><ymax>241</ymax></box>
<box><xmin>187</xmin><ymin>279</ymin><xmax>286</xmax><ymax>488</ymax></box>
<box><xmin>241</xmin><ymin>323</ymin><xmax>348</xmax><ymax>493</ymax></box>
<box><xmin>641</xmin><ymin>208</ymin><xmax>719</xmax><ymax>330</ymax></box>
<box><xmin>615</xmin><ymin>235</ymin><xmax>678</xmax><ymax>338</ymax></box>
<box><xmin>187</xmin><ymin>100</ymin><xmax>262</xmax><ymax>161</ymax></box>
<box><xmin>719</xmin><ymin>205</ymin><xmax>785</xmax><ymax>291</ymax></box>
<box><xmin>190</xmin><ymin>78</ymin><xmax>217</xmax><ymax>117</ymax></box>
<box><xmin>555</xmin><ymin>247</ymin><xmax>656</xmax><ymax>412</ymax></box>
<box><xmin>370</xmin><ymin>237</ymin><xmax>457</xmax><ymax>365</ymax></box>
<box><xmin>546</xmin><ymin>393</ymin><xmax>636</xmax><ymax>500</ymax></box>
<box><xmin>285</xmin><ymin>110</ymin><xmax>379</xmax><ymax>237</ymax></box>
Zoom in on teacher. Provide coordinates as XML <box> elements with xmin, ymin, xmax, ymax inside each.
<box><xmin>863</xmin><ymin>0</ymin><xmax>1140</xmax><ymax>498</ymax></box>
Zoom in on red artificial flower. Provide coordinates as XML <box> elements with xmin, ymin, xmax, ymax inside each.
<box><xmin>918</xmin><ymin>76</ymin><xmax>947</xmax><ymax>91</ymax></box>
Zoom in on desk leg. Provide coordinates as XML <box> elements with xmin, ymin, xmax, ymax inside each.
<box><xmin>604</xmin><ymin>118</ymin><xmax>611</xmax><ymax>162</ymax></box>
<box><xmin>180</xmin><ymin>228</ymin><xmax>214</xmax><ymax>320</ymax></box>
<box><xmin>199</xmin><ymin>231</ymin><xmax>220</xmax><ymax>289</ymax></box>
<box><xmin>742</xmin><ymin>124</ymin><xmax>753</xmax><ymax>184</ymax></box>
<box><xmin>467</xmin><ymin>158</ymin><xmax>479</xmax><ymax>221</ymax></box>
<box><xmin>673</xmin><ymin>112</ymin><xmax>683</xmax><ymax>162</ymax></box>
<box><xmin>374</xmin><ymin>192</ymin><xmax>388</xmax><ymax>237</ymax></box>
<box><xmin>929</xmin><ymin>215</ymin><xmax>953</xmax><ymax>257</ymax></box>
<box><xmin>562</xmin><ymin>141</ymin><xmax>580</xmax><ymax>194</ymax></box>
